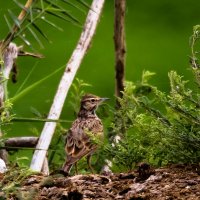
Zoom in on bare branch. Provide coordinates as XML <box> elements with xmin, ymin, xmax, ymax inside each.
<box><xmin>18</xmin><ymin>50</ymin><xmax>44</xmax><ymax>58</ymax></box>
<box><xmin>5</xmin><ymin>137</ymin><xmax>38</xmax><ymax>147</ymax></box>
<box><xmin>30</xmin><ymin>0</ymin><xmax>105</xmax><ymax>173</ymax></box>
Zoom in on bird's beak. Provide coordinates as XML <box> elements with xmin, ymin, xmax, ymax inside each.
<box><xmin>99</xmin><ymin>97</ymin><xmax>110</xmax><ymax>102</ymax></box>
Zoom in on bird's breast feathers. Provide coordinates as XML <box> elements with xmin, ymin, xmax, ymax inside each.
<box><xmin>66</xmin><ymin>117</ymin><xmax>103</xmax><ymax>155</ymax></box>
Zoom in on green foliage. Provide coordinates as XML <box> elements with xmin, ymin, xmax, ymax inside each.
<box><xmin>11</xmin><ymin>64</ymin><xmax>65</xmax><ymax>103</ymax></box>
<box><xmin>48</xmin><ymin>123</ymin><xmax>66</xmax><ymax>171</ymax></box>
<box><xmin>3</xmin><ymin>0</ymin><xmax>88</xmax><ymax>49</ymax></box>
<box><xmin>0</xmin><ymin>99</ymin><xmax>14</xmax><ymax>125</ymax></box>
<box><xmin>69</xmin><ymin>78</ymin><xmax>91</xmax><ymax>115</ymax></box>
<box><xmin>0</xmin><ymin>159</ymin><xmax>37</xmax><ymax>199</ymax></box>
<box><xmin>190</xmin><ymin>25</ymin><xmax>200</xmax><ymax>86</ymax></box>
<box><xmin>105</xmin><ymin>69</ymin><xmax>200</xmax><ymax>172</ymax></box>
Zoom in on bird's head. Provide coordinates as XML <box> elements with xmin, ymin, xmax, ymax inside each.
<box><xmin>80</xmin><ymin>94</ymin><xmax>109</xmax><ymax>112</ymax></box>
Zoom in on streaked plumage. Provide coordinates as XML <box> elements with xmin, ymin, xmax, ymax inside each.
<box><xmin>62</xmin><ymin>94</ymin><xmax>108</xmax><ymax>175</ymax></box>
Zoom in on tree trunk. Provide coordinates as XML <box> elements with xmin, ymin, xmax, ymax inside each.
<box><xmin>101</xmin><ymin>0</ymin><xmax>127</xmax><ymax>174</ymax></box>
<box><xmin>114</xmin><ymin>0</ymin><xmax>126</xmax><ymax>101</ymax></box>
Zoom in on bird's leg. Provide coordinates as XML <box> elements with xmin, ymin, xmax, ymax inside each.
<box><xmin>87</xmin><ymin>155</ymin><xmax>94</xmax><ymax>174</ymax></box>
<box><xmin>74</xmin><ymin>162</ymin><xmax>78</xmax><ymax>175</ymax></box>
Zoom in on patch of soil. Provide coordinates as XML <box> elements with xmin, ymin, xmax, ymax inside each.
<box><xmin>1</xmin><ymin>164</ymin><xmax>200</xmax><ymax>200</ymax></box>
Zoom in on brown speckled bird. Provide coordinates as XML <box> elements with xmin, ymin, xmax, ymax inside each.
<box><xmin>62</xmin><ymin>94</ymin><xmax>108</xmax><ymax>175</ymax></box>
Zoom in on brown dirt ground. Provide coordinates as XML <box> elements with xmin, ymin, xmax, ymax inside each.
<box><xmin>1</xmin><ymin>164</ymin><xmax>200</xmax><ymax>200</ymax></box>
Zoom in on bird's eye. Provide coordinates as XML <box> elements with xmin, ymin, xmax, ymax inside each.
<box><xmin>90</xmin><ymin>99</ymin><xmax>95</xmax><ymax>103</ymax></box>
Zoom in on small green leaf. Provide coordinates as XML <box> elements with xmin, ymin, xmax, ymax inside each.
<box><xmin>13</xmin><ymin>0</ymin><xmax>29</xmax><ymax>13</ymax></box>
<box><xmin>28</xmin><ymin>27</ymin><xmax>44</xmax><ymax>48</ymax></box>
<box><xmin>76</xmin><ymin>0</ymin><xmax>90</xmax><ymax>9</ymax></box>
<box><xmin>18</xmin><ymin>35</ymin><xmax>31</xmax><ymax>47</ymax></box>
<box><xmin>142</xmin><ymin>70</ymin><xmax>156</xmax><ymax>84</ymax></box>
<box><xmin>30</xmin><ymin>106</ymin><xmax>43</xmax><ymax>118</ymax></box>
<box><xmin>44</xmin><ymin>0</ymin><xmax>80</xmax><ymax>24</ymax></box>
<box><xmin>30</xmin><ymin>21</ymin><xmax>50</xmax><ymax>42</ymax></box>
<box><xmin>61</xmin><ymin>0</ymin><xmax>86</xmax><ymax>14</ymax></box>
<box><xmin>30</xmin><ymin>5</ymin><xmax>34</xmax><ymax>22</ymax></box>
<box><xmin>45</xmin><ymin>10</ymin><xmax>72</xmax><ymax>23</ymax></box>
<box><xmin>8</xmin><ymin>9</ymin><xmax>21</xmax><ymax>28</ymax></box>
<box><xmin>4</xmin><ymin>15</ymin><xmax>12</xmax><ymax>32</ymax></box>
<box><xmin>40</xmin><ymin>0</ymin><xmax>45</xmax><ymax>10</ymax></box>
<box><xmin>193</xmin><ymin>25</ymin><xmax>200</xmax><ymax>32</ymax></box>
<box><xmin>41</xmin><ymin>16</ymin><xmax>63</xmax><ymax>31</ymax></box>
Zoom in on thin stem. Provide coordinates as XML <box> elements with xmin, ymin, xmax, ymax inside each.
<box><xmin>11</xmin><ymin>117</ymin><xmax>71</xmax><ymax>123</ymax></box>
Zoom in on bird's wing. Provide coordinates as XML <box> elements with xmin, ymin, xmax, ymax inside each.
<box><xmin>65</xmin><ymin>118</ymin><xmax>103</xmax><ymax>166</ymax></box>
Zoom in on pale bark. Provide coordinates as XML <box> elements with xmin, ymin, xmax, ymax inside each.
<box><xmin>30</xmin><ymin>0</ymin><xmax>105</xmax><ymax>173</ymax></box>
<box><xmin>0</xmin><ymin>43</ymin><xmax>42</xmax><ymax>165</ymax></box>
<box><xmin>0</xmin><ymin>43</ymin><xmax>19</xmax><ymax>103</ymax></box>
<box><xmin>0</xmin><ymin>158</ymin><xmax>7</xmax><ymax>173</ymax></box>
<box><xmin>41</xmin><ymin>156</ymin><xmax>49</xmax><ymax>176</ymax></box>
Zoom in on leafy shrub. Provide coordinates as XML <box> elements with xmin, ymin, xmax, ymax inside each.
<box><xmin>105</xmin><ymin>69</ymin><xmax>200</xmax><ymax>171</ymax></box>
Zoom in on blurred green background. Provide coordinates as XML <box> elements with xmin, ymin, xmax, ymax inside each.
<box><xmin>0</xmin><ymin>0</ymin><xmax>200</xmax><ymax>165</ymax></box>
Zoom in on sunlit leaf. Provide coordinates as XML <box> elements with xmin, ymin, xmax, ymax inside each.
<box><xmin>40</xmin><ymin>16</ymin><xmax>63</xmax><ymax>31</ymax></box>
<box><xmin>18</xmin><ymin>35</ymin><xmax>31</xmax><ymax>47</ymax></box>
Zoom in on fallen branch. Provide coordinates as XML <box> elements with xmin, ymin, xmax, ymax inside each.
<box><xmin>5</xmin><ymin>137</ymin><xmax>38</xmax><ymax>147</ymax></box>
<box><xmin>3</xmin><ymin>136</ymin><xmax>49</xmax><ymax>175</ymax></box>
<box><xmin>30</xmin><ymin>0</ymin><xmax>105</xmax><ymax>173</ymax></box>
